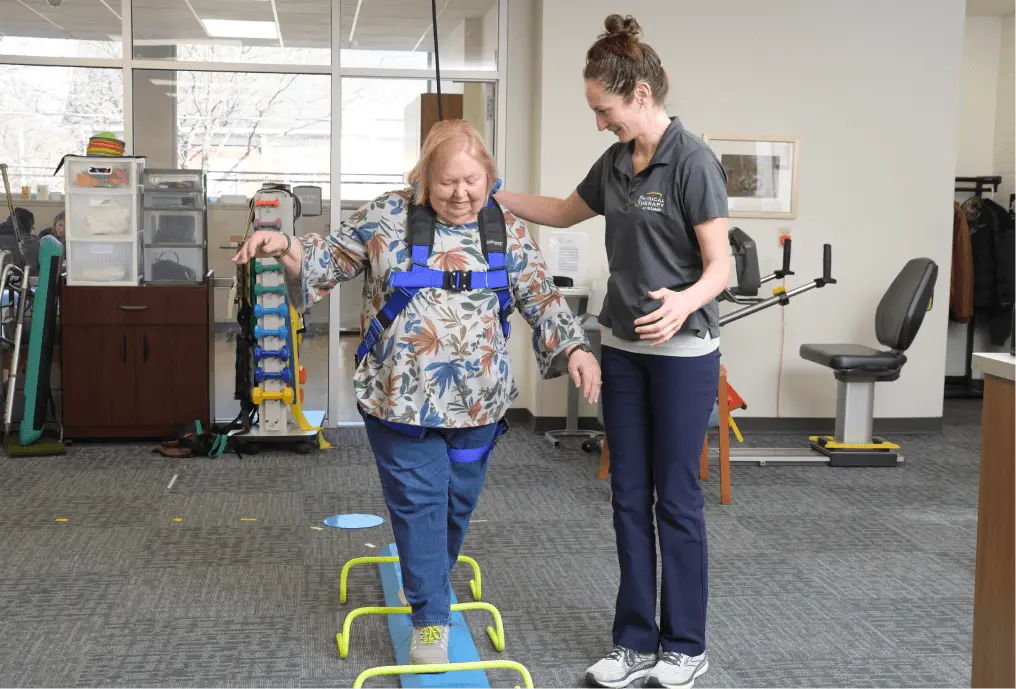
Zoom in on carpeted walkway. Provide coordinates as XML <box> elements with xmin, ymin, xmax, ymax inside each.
<box><xmin>0</xmin><ymin>400</ymin><xmax>981</xmax><ymax>687</ymax></box>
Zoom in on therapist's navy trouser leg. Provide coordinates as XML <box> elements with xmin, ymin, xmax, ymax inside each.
<box><xmin>363</xmin><ymin>412</ymin><xmax>497</xmax><ymax>627</ymax></box>
<box><xmin>601</xmin><ymin>345</ymin><xmax>720</xmax><ymax>656</ymax></box>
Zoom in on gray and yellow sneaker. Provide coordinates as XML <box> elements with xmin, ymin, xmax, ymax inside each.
<box><xmin>585</xmin><ymin>645</ymin><xmax>658</xmax><ymax>687</ymax></box>
<box><xmin>409</xmin><ymin>625</ymin><xmax>449</xmax><ymax>665</ymax></box>
<box><xmin>646</xmin><ymin>651</ymin><xmax>709</xmax><ymax>688</ymax></box>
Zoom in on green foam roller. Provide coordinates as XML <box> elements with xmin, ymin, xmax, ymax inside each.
<box><xmin>254</xmin><ymin>283</ymin><xmax>286</xmax><ymax>296</ymax></box>
<box><xmin>255</xmin><ymin>261</ymin><xmax>284</xmax><ymax>274</ymax></box>
<box><xmin>20</xmin><ymin>235</ymin><xmax>64</xmax><ymax>446</ymax></box>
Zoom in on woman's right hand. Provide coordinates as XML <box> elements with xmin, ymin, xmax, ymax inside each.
<box><xmin>231</xmin><ymin>230</ymin><xmax>288</xmax><ymax>266</ymax></box>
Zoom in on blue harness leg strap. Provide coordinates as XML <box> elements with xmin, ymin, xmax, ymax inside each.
<box><xmin>447</xmin><ymin>419</ymin><xmax>510</xmax><ymax>463</ymax></box>
<box><xmin>355</xmin><ymin>201</ymin><xmax>514</xmax><ymax>365</ymax></box>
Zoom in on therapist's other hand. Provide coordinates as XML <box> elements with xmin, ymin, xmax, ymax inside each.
<box><xmin>232</xmin><ymin>230</ymin><xmax>287</xmax><ymax>266</ymax></box>
<box><xmin>567</xmin><ymin>348</ymin><xmax>602</xmax><ymax>405</ymax></box>
<box><xmin>635</xmin><ymin>288</ymin><xmax>694</xmax><ymax>345</ymax></box>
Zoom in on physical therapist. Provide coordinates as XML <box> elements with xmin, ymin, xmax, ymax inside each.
<box><xmin>494</xmin><ymin>13</ymin><xmax>730</xmax><ymax>689</ymax></box>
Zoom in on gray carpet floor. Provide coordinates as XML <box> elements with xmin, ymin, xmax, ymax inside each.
<box><xmin>0</xmin><ymin>399</ymin><xmax>982</xmax><ymax>688</ymax></box>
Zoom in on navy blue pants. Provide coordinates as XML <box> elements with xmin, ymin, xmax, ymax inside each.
<box><xmin>601</xmin><ymin>345</ymin><xmax>720</xmax><ymax>656</ymax></box>
<box><xmin>362</xmin><ymin>411</ymin><xmax>500</xmax><ymax>627</ymax></box>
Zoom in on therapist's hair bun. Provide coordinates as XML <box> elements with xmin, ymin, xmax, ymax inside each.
<box><xmin>585</xmin><ymin>14</ymin><xmax>668</xmax><ymax>106</ymax></box>
<box><xmin>603</xmin><ymin>14</ymin><xmax>641</xmax><ymax>39</ymax></box>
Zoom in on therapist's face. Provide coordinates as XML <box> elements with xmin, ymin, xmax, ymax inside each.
<box><xmin>429</xmin><ymin>150</ymin><xmax>489</xmax><ymax>225</ymax></box>
<box><xmin>585</xmin><ymin>79</ymin><xmax>641</xmax><ymax>143</ymax></box>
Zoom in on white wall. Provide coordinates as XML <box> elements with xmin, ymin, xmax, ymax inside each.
<box><xmin>528</xmin><ymin>0</ymin><xmax>967</xmax><ymax>421</ymax></box>
<box><xmin>995</xmin><ymin>13</ymin><xmax>1015</xmax><ymax>201</ymax></box>
<box><xmin>948</xmin><ymin>15</ymin><xmax>1003</xmax><ymax>376</ymax></box>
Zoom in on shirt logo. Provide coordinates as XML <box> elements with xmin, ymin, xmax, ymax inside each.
<box><xmin>635</xmin><ymin>191</ymin><xmax>665</xmax><ymax>213</ymax></box>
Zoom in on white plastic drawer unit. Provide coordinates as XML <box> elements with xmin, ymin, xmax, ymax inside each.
<box><xmin>66</xmin><ymin>193</ymin><xmax>137</xmax><ymax>240</ymax></box>
<box><xmin>65</xmin><ymin>158</ymin><xmax>140</xmax><ymax>191</ymax></box>
<box><xmin>143</xmin><ymin>170</ymin><xmax>202</xmax><ymax>191</ymax></box>
<box><xmin>144</xmin><ymin>246</ymin><xmax>205</xmax><ymax>284</ymax></box>
<box><xmin>66</xmin><ymin>240</ymin><xmax>138</xmax><ymax>286</ymax></box>
<box><xmin>143</xmin><ymin>209</ymin><xmax>205</xmax><ymax>245</ymax></box>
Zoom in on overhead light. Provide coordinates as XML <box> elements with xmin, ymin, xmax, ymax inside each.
<box><xmin>200</xmin><ymin>19</ymin><xmax>277</xmax><ymax>40</ymax></box>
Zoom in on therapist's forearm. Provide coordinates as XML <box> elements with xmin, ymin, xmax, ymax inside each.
<box><xmin>682</xmin><ymin>260</ymin><xmax>731</xmax><ymax>312</ymax></box>
<box><xmin>495</xmin><ymin>191</ymin><xmax>573</xmax><ymax>227</ymax></box>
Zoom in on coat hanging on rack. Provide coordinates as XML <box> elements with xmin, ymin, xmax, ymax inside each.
<box><xmin>951</xmin><ymin>201</ymin><xmax>974</xmax><ymax>323</ymax></box>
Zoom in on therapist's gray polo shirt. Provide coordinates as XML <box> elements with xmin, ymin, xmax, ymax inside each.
<box><xmin>577</xmin><ymin>116</ymin><xmax>728</xmax><ymax>343</ymax></box>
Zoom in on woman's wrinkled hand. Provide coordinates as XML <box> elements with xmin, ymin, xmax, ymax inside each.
<box><xmin>567</xmin><ymin>348</ymin><xmax>602</xmax><ymax>405</ymax></box>
<box><xmin>231</xmin><ymin>230</ymin><xmax>288</xmax><ymax>266</ymax></box>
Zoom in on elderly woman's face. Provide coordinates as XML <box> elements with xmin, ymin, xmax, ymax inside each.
<box><xmin>430</xmin><ymin>150</ymin><xmax>488</xmax><ymax>225</ymax></box>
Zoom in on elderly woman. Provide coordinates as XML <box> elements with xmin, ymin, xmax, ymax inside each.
<box><xmin>233</xmin><ymin>119</ymin><xmax>601</xmax><ymax>666</ymax></box>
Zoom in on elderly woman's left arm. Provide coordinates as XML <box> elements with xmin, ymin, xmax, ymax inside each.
<box><xmin>504</xmin><ymin>212</ymin><xmax>590</xmax><ymax>378</ymax></box>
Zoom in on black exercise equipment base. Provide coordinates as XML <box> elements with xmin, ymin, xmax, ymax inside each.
<box><xmin>809</xmin><ymin>440</ymin><xmax>901</xmax><ymax>467</ymax></box>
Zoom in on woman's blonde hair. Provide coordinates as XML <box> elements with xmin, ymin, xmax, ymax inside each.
<box><xmin>407</xmin><ymin>119</ymin><xmax>498</xmax><ymax>206</ymax></box>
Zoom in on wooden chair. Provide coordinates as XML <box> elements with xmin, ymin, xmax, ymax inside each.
<box><xmin>598</xmin><ymin>364</ymin><xmax>732</xmax><ymax>505</ymax></box>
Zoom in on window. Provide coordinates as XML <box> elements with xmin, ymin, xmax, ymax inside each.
<box><xmin>340</xmin><ymin>0</ymin><xmax>498</xmax><ymax>71</ymax></box>
<box><xmin>0</xmin><ymin>0</ymin><xmax>123</xmax><ymax>59</ymax></box>
<box><xmin>341</xmin><ymin>78</ymin><xmax>496</xmax><ymax>202</ymax></box>
<box><xmin>0</xmin><ymin>65</ymin><xmax>124</xmax><ymax>196</ymax></box>
<box><xmin>132</xmin><ymin>69</ymin><xmax>331</xmax><ymax>422</ymax></box>
<box><xmin>131</xmin><ymin>0</ymin><xmax>330</xmax><ymax>66</ymax></box>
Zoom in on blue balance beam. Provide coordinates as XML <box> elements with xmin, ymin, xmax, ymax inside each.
<box><xmin>377</xmin><ymin>543</ymin><xmax>490</xmax><ymax>688</ymax></box>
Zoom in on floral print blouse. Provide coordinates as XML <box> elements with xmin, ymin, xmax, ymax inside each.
<box><xmin>286</xmin><ymin>188</ymin><xmax>588</xmax><ymax>429</ymax></box>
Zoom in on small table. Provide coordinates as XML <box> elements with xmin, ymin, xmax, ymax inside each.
<box><xmin>970</xmin><ymin>352</ymin><xmax>1015</xmax><ymax>689</ymax></box>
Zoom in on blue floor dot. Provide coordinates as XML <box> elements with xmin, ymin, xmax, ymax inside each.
<box><xmin>323</xmin><ymin>513</ymin><xmax>384</xmax><ymax>529</ymax></box>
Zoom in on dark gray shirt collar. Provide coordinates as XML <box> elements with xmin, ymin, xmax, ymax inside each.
<box><xmin>613</xmin><ymin>116</ymin><xmax>686</xmax><ymax>177</ymax></box>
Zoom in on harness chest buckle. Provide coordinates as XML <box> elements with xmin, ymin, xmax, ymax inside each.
<box><xmin>444</xmin><ymin>270</ymin><xmax>473</xmax><ymax>292</ymax></box>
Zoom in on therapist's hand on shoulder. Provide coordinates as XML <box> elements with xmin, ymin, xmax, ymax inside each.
<box><xmin>566</xmin><ymin>346</ymin><xmax>602</xmax><ymax>405</ymax></box>
<box><xmin>634</xmin><ymin>288</ymin><xmax>695</xmax><ymax>345</ymax></box>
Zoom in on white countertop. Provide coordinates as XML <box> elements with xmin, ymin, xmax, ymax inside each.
<box><xmin>972</xmin><ymin>353</ymin><xmax>1016</xmax><ymax>382</ymax></box>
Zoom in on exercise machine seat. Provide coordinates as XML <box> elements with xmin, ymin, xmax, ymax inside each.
<box><xmin>800</xmin><ymin>257</ymin><xmax>938</xmax><ymax>382</ymax></box>
<box><xmin>800</xmin><ymin>343</ymin><xmax>907</xmax><ymax>378</ymax></box>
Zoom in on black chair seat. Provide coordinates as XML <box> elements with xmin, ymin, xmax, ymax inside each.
<box><xmin>800</xmin><ymin>343</ymin><xmax>907</xmax><ymax>376</ymax></box>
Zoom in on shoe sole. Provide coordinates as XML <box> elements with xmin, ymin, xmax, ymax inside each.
<box><xmin>585</xmin><ymin>666</ymin><xmax>653</xmax><ymax>688</ymax></box>
<box><xmin>645</xmin><ymin>659</ymin><xmax>709</xmax><ymax>689</ymax></box>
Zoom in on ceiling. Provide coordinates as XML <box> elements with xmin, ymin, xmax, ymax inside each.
<box><xmin>966</xmin><ymin>0</ymin><xmax>1015</xmax><ymax>15</ymax></box>
<box><xmin>0</xmin><ymin>0</ymin><xmax>497</xmax><ymax>53</ymax></box>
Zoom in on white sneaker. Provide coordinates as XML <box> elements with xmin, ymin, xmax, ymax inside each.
<box><xmin>409</xmin><ymin>625</ymin><xmax>449</xmax><ymax>665</ymax></box>
<box><xmin>585</xmin><ymin>645</ymin><xmax>659</xmax><ymax>688</ymax></box>
<box><xmin>646</xmin><ymin>651</ymin><xmax>709</xmax><ymax>688</ymax></box>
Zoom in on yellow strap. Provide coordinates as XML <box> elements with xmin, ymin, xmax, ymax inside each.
<box><xmin>287</xmin><ymin>304</ymin><xmax>331</xmax><ymax>447</ymax></box>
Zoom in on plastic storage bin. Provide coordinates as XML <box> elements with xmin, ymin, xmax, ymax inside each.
<box><xmin>143</xmin><ymin>169</ymin><xmax>202</xmax><ymax>191</ymax></box>
<box><xmin>65</xmin><ymin>157</ymin><xmax>139</xmax><ymax>191</ymax></box>
<box><xmin>66</xmin><ymin>192</ymin><xmax>137</xmax><ymax>240</ymax></box>
<box><xmin>66</xmin><ymin>240</ymin><xmax>138</xmax><ymax>285</ymax></box>
<box><xmin>144</xmin><ymin>192</ymin><xmax>204</xmax><ymax>209</ymax></box>
<box><xmin>143</xmin><ymin>209</ymin><xmax>205</xmax><ymax>245</ymax></box>
<box><xmin>144</xmin><ymin>246</ymin><xmax>205</xmax><ymax>283</ymax></box>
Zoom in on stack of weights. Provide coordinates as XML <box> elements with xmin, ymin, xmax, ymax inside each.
<box><xmin>86</xmin><ymin>132</ymin><xmax>126</xmax><ymax>157</ymax></box>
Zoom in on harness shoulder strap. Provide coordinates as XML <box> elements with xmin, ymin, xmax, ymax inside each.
<box><xmin>407</xmin><ymin>202</ymin><xmax>436</xmax><ymax>261</ymax></box>
<box><xmin>477</xmin><ymin>204</ymin><xmax>508</xmax><ymax>267</ymax></box>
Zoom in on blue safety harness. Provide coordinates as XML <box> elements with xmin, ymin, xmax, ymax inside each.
<box><xmin>355</xmin><ymin>198</ymin><xmax>515</xmax><ymax>366</ymax></box>
<box><xmin>355</xmin><ymin>197</ymin><xmax>515</xmax><ymax>457</ymax></box>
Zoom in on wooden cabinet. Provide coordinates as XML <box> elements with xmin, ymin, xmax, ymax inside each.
<box><xmin>60</xmin><ymin>279</ymin><xmax>212</xmax><ymax>438</ymax></box>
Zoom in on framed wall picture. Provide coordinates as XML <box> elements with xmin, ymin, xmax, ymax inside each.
<box><xmin>702</xmin><ymin>134</ymin><xmax>800</xmax><ymax>218</ymax></box>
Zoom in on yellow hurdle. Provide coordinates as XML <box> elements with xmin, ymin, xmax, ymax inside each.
<box><xmin>353</xmin><ymin>660</ymin><xmax>534</xmax><ymax>688</ymax></box>
<box><xmin>339</xmin><ymin>555</ymin><xmax>483</xmax><ymax>604</ymax></box>
<box><xmin>336</xmin><ymin>601</ymin><xmax>505</xmax><ymax>659</ymax></box>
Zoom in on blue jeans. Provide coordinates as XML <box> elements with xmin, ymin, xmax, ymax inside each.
<box><xmin>601</xmin><ymin>345</ymin><xmax>720</xmax><ymax>656</ymax></box>
<box><xmin>362</xmin><ymin>411</ymin><xmax>502</xmax><ymax>627</ymax></box>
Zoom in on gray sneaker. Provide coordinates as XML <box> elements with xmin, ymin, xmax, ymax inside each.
<box><xmin>409</xmin><ymin>625</ymin><xmax>449</xmax><ymax>665</ymax></box>
<box><xmin>585</xmin><ymin>645</ymin><xmax>658</xmax><ymax>687</ymax></box>
<box><xmin>646</xmin><ymin>651</ymin><xmax>709</xmax><ymax>688</ymax></box>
